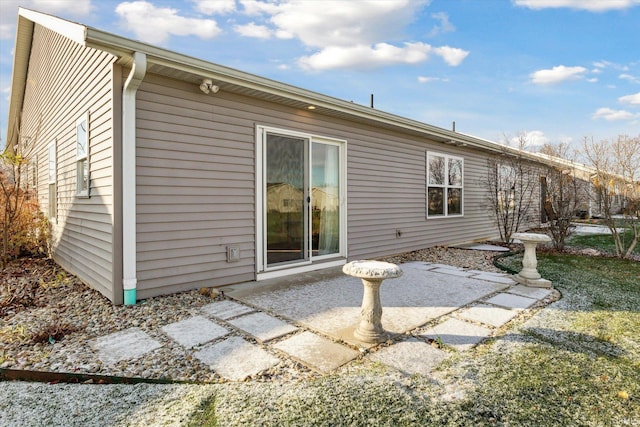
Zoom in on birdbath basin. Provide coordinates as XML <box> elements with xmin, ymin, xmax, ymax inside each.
<box><xmin>512</xmin><ymin>232</ymin><xmax>552</xmax><ymax>288</ymax></box>
<box><xmin>343</xmin><ymin>260</ymin><xmax>403</xmax><ymax>343</ymax></box>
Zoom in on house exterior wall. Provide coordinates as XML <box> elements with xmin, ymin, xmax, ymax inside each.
<box><xmin>134</xmin><ymin>75</ymin><xmax>257</xmax><ymax>298</ymax></box>
<box><xmin>133</xmin><ymin>73</ymin><xmax>541</xmax><ymax>299</ymax></box>
<box><xmin>20</xmin><ymin>24</ymin><xmax>118</xmax><ymax>300</ymax></box>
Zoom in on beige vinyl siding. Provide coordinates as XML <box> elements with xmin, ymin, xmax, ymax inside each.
<box><xmin>134</xmin><ymin>73</ymin><xmax>533</xmax><ymax>297</ymax></box>
<box><xmin>21</xmin><ymin>25</ymin><xmax>117</xmax><ymax>300</ymax></box>
<box><xmin>135</xmin><ymin>75</ymin><xmax>257</xmax><ymax>298</ymax></box>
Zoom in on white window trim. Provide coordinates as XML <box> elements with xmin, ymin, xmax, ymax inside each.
<box><xmin>48</xmin><ymin>141</ymin><xmax>56</xmax><ymax>220</ymax></box>
<box><xmin>426</xmin><ymin>151</ymin><xmax>464</xmax><ymax>218</ymax></box>
<box><xmin>76</xmin><ymin>112</ymin><xmax>90</xmax><ymax>197</ymax></box>
<box><xmin>255</xmin><ymin>125</ymin><xmax>348</xmax><ymax>275</ymax></box>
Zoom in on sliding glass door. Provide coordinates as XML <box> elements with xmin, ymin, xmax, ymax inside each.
<box><xmin>259</xmin><ymin>128</ymin><xmax>344</xmax><ymax>271</ymax></box>
<box><xmin>311</xmin><ymin>142</ymin><xmax>340</xmax><ymax>257</ymax></box>
<box><xmin>265</xmin><ymin>133</ymin><xmax>308</xmax><ymax>265</ymax></box>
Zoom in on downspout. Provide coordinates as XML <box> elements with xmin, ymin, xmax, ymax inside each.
<box><xmin>122</xmin><ymin>52</ymin><xmax>147</xmax><ymax>305</ymax></box>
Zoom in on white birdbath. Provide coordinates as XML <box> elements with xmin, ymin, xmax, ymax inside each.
<box><xmin>343</xmin><ymin>260</ymin><xmax>403</xmax><ymax>343</ymax></box>
<box><xmin>512</xmin><ymin>232</ymin><xmax>552</xmax><ymax>288</ymax></box>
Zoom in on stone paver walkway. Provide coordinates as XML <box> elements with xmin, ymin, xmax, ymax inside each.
<box><xmin>89</xmin><ymin>262</ymin><xmax>554</xmax><ymax>381</ymax></box>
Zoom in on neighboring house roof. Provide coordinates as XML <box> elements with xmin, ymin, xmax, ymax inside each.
<box><xmin>3</xmin><ymin>7</ymin><xmax>590</xmax><ymax>175</ymax></box>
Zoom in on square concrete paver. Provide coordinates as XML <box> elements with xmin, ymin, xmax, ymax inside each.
<box><xmin>429</xmin><ymin>263</ymin><xmax>463</xmax><ymax>270</ymax></box>
<box><xmin>400</xmin><ymin>262</ymin><xmax>435</xmax><ymax>271</ymax></box>
<box><xmin>486</xmin><ymin>293</ymin><xmax>538</xmax><ymax>309</ymax></box>
<box><xmin>200</xmin><ymin>300</ymin><xmax>255</xmax><ymax>320</ymax></box>
<box><xmin>507</xmin><ymin>285</ymin><xmax>553</xmax><ymax>300</ymax></box>
<box><xmin>457</xmin><ymin>304</ymin><xmax>519</xmax><ymax>328</ymax></box>
<box><xmin>90</xmin><ymin>327</ymin><xmax>162</xmax><ymax>365</ymax></box>
<box><xmin>421</xmin><ymin>318</ymin><xmax>492</xmax><ymax>351</ymax></box>
<box><xmin>161</xmin><ymin>315</ymin><xmax>229</xmax><ymax>348</ymax></box>
<box><xmin>368</xmin><ymin>338</ymin><xmax>448</xmax><ymax>376</ymax></box>
<box><xmin>272</xmin><ymin>331</ymin><xmax>360</xmax><ymax>373</ymax></box>
<box><xmin>227</xmin><ymin>312</ymin><xmax>297</xmax><ymax>343</ymax></box>
<box><xmin>472</xmin><ymin>273</ymin><xmax>516</xmax><ymax>285</ymax></box>
<box><xmin>194</xmin><ymin>336</ymin><xmax>280</xmax><ymax>381</ymax></box>
<box><xmin>432</xmin><ymin>268</ymin><xmax>474</xmax><ymax>277</ymax></box>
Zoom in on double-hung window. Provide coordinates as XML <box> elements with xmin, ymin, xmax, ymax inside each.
<box><xmin>76</xmin><ymin>114</ymin><xmax>89</xmax><ymax>197</ymax></box>
<box><xmin>427</xmin><ymin>152</ymin><xmax>463</xmax><ymax>217</ymax></box>
<box><xmin>48</xmin><ymin>142</ymin><xmax>56</xmax><ymax>219</ymax></box>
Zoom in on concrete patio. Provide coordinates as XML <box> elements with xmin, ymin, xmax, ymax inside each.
<box><xmin>89</xmin><ymin>260</ymin><xmax>554</xmax><ymax>381</ymax></box>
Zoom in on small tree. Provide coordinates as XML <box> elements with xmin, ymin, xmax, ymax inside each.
<box><xmin>538</xmin><ymin>143</ymin><xmax>587</xmax><ymax>251</ymax></box>
<box><xmin>486</xmin><ymin>134</ymin><xmax>540</xmax><ymax>243</ymax></box>
<box><xmin>584</xmin><ymin>135</ymin><xmax>640</xmax><ymax>259</ymax></box>
<box><xmin>1</xmin><ymin>122</ymin><xmax>47</xmax><ymax>268</ymax></box>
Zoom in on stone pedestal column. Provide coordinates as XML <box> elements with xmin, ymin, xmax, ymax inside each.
<box><xmin>520</xmin><ymin>240</ymin><xmax>542</xmax><ymax>280</ymax></box>
<box><xmin>343</xmin><ymin>260</ymin><xmax>403</xmax><ymax>344</ymax></box>
<box><xmin>354</xmin><ymin>277</ymin><xmax>385</xmax><ymax>343</ymax></box>
<box><xmin>512</xmin><ymin>232</ymin><xmax>552</xmax><ymax>288</ymax></box>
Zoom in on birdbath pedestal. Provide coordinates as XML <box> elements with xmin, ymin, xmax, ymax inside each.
<box><xmin>512</xmin><ymin>232</ymin><xmax>552</xmax><ymax>288</ymax></box>
<box><xmin>343</xmin><ymin>260</ymin><xmax>403</xmax><ymax>343</ymax></box>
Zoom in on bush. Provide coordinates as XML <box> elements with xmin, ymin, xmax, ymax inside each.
<box><xmin>1</xmin><ymin>163</ymin><xmax>50</xmax><ymax>267</ymax></box>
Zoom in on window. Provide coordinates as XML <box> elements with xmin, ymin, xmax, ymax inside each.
<box><xmin>427</xmin><ymin>152</ymin><xmax>463</xmax><ymax>217</ymax></box>
<box><xmin>48</xmin><ymin>142</ymin><xmax>56</xmax><ymax>219</ymax></box>
<box><xmin>76</xmin><ymin>114</ymin><xmax>89</xmax><ymax>196</ymax></box>
<box><xmin>497</xmin><ymin>164</ymin><xmax>516</xmax><ymax>212</ymax></box>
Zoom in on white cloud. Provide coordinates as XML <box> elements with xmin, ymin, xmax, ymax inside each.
<box><xmin>2</xmin><ymin>85</ymin><xmax>11</xmax><ymax>102</ymax></box>
<box><xmin>587</xmin><ymin>78</ymin><xmax>598</xmax><ymax>83</ymax></box>
<box><xmin>418</xmin><ymin>76</ymin><xmax>449</xmax><ymax>83</ymax></box>
<box><xmin>233</xmin><ymin>0</ymin><xmax>467</xmax><ymax>70</ymax></box>
<box><xmin>433</xmin><ymin>46</ymin><xmax>469</xmax><ymax>66</ymax></box>
<box><xmin>592</xmin><ymin>107</ymin><xmax>637</xmax><ymax>121</ymax></box>
<box><xmin>192</xmin><ymin>0</ymin><xmax>236</xmax><ymax>15</ymax></box>
<box><xmin>116</xmin><ymin>1</ymin><xmax>221</xmax><ymax>44</ymax></box>
<box><xmin>558</xmin><ymin>135</ymin><xmax>574</xmax><ymax>145</ymax></box>
<box><xmin>234</xmin><ymin>22</ymin><xmax>271</xmax><ymax>38</ymax></box>
<box><xmin>511</xmin><ymin>130</ymin><xmax>550</xmax><ymax>147</ymax></box>
<box><xmin>1</xmin><ymin>0</ymin><xmax>92</xmax><ymax>39</ymax></box>
<box><xmin>593</xmin><ymin>60</ymin><xmax>629</xmax><ymax>71</ymax></box>
<box><xmin>530</xmin><ymin>65</ymin><xmax>587</xmax><ymax>84</ymax></box>
<box><xmin>619</xmin><ymin>92</ymin><xmax>640</xmax><ymax>105</ymax></box>
<box><xmin>619</xmin><ymin>73</ymin><xmax>640</xmax><ymax>84</ymax></box>
<box><xmin>239</xmin><ymin>0</ymin><xmax>281</xmax><ymax>16</ymax></box>
<box><xmin>514</xmin><ymin>0</ymin><xmax>640</xmax><ymax>12</ymax></box>
<box><xmin>429</xmin><ymin>12</ymin><xmax>455</xmax><ymax>37</ymax></box>
<box><xmin>268</xmin><ymin>0</ymin><xmax>427</xmax><ymax>48</ymax></box>
<box><xmin>298</xmin><ymin>42</ymin><xmax>432</xmax><ymax>71</ymax></box>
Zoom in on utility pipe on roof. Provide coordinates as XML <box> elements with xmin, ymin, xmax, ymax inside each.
<box><xmin>122</xmin><ymin>52</ymin><xmax>146</xmax><ymax>305</ymax></box>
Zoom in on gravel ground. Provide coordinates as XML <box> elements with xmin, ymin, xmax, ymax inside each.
<box><xmin>0</xmin><ymin>245</ymin><xmax>512</xmax><ymax>426</ymax></box>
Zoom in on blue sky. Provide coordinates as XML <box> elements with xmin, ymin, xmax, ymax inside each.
<box><xmin>1</xmin><ymin>0</ymin><xmax>639</xmax><ymax>152</ymax></box>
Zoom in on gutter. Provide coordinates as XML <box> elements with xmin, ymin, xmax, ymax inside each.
<box><xmin>121</xmin><ymin>52</ymin><xmax>146</xmax><ymax>305</ymax></box>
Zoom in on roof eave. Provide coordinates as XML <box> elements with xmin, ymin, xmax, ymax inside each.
<box><xmin>5</xmin><ymin>8</ymin><xmax>87</xmax><ymax>154</ymax></box>
<box><xmin>83</xmin><ymin>27</ymin><xmax>513</xmax><ymax>155</ymax></box>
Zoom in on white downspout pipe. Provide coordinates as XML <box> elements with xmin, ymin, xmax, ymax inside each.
<box><xmin>122</xmin><ymin>52</ymin><xmax>146</xmax><ymax>305</ymax></box>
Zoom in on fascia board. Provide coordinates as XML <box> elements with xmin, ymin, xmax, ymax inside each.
<box><xmin>18</xmin><ymin>7</ymin><xmax>86</xmax><ymax>45</ymax></box>
<box><xmin>5</xmin><ymin>15</ymin><xmax>33</xmax><ymax>153</ymax></box>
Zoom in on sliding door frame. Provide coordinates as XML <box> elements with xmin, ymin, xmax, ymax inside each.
<box><xmin>256</xmin><ymin>125</ymin><xmax>347</xmax><ymax>279</ymax></box>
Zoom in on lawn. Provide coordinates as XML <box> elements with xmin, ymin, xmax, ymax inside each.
<box><xmin>568</xmin><ymin>230</ymin><xmax>640</xmax><ymax>257</ymax></box>
<box><xmin>188</xmin><ymin>243</ymin><xmax>640</xmax><ymax>426</ymax></box>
